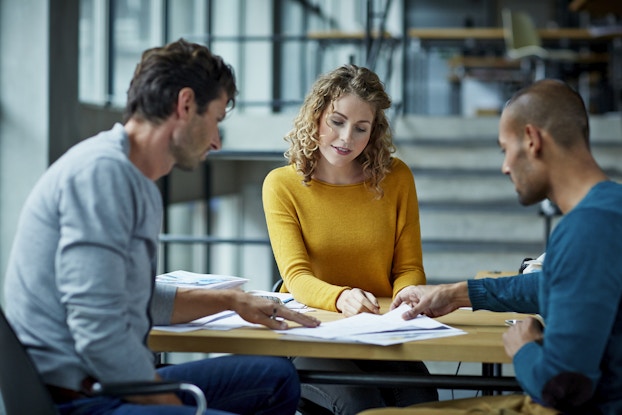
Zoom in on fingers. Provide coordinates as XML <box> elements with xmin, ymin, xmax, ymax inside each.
<box><xmin>396</xmin><ymin>287</ymin><xmax>439</xmax><ymax>320</ymax></box>
<box><xmin>259</xmin><ymin>303</ymin><xmax>321</xmax><ymax>330</ymax></box>
<box><xmin>390</xmin><ymin>286</ymin><xmax>414</xmax><ymax>310</ymax></box>
<box><xmin>390</xmin><ymin>300</ymin><xmax>401</xmax><ymax>310</ymax></box>
<box><xmin>400</xmin><ymin>308</ymin><xmax>418</xmax><ymax>321</ymax></box>
<box><xmin>392</xmin><ymin>285</ymin><xmax>418</xmax><ymax>304</ymax></box>
<box><xmin>260</xmin><ymin>305</ymin><xmax>288</xmax><ymax>330</ymax></box>
<box><xmin>502</xmin><ymin>316</ymin><xmax>544</xmax><ymax>357</ymax></box>
<box><xmin>361</xmin><ymin>291</ymin><xmax>380</xmax><ymax>314</ymax></box>
<box><xmin>349</xmin><ymin>289</ymin><xmax>378</xmax><ymax>314</ymax></box>
<box><xmin>278</xmin><ymin>307</ymin><xmax>321</xmax><ymax>328</ymax></box>
<box><xmin>339</xmin><ymin>289</ymin><xmax>380</xmax><ymax>316</ymax></box>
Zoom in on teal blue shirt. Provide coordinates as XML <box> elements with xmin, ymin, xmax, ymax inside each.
<box><xmin>468</xmin><ymin>181</ymin><xmax>622</xmax><ymax>414</ymax></box>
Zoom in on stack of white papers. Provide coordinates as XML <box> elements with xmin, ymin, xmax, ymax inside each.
<box><xmin>277</xmin><ymin>304</ymin><xmax>464</xmax><ymax>346</ymax></box>
<box><xmin>156</xmin><ymin>270</ymin><xmax>249</xmax><ymax>290</ymax></box>
<box><xmin>154</xmin><ymin>302</ymin><xmax>464</xmax><ymax>346</ymax></box>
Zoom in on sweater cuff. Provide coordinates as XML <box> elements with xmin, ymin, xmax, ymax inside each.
<box><xmin>466</xmin><ymin>279</ymin><xmax>487</xmax><ymax>310</ymax></box>
<box><xmin>150</xmin><ymin>283</ymin><xmax>177</xmax><ymax>325</ymax></box>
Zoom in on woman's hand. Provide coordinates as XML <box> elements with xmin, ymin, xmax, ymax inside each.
<box><xmin>336</xmin><ymin>288</ymin><xmax>380</xmax><ymax>317</ymax></box>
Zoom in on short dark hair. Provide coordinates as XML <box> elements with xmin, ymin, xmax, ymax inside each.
<box><xmin>123</xmin><ymin>38</ymin><xmax>237</xmax><ymax>124</ymax></box>
<box><xmin>505</xmin><ymin>79</ymin><xmax>589</xmax><ymax>148</ymax></box>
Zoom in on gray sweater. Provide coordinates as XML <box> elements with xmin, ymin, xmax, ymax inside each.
<box><xmin>4</xmin><ymin>123</ymin><xmax>177</xmax><ymax>390</ymax></box>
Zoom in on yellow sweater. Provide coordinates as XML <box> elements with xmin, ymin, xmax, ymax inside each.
<box><xmin>262</xmin><ymin>158</ymin><xmax>426</xmax><ymax>311</ymax></box>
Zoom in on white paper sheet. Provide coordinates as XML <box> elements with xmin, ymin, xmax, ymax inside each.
<box><xmin>275</xmin><ymin>304</ymin><xmax>464</xmax><ymax>345</ymax></box>
<box><xmin>153</xmin><ymin>303</ymin><xmax>464</xmax><ymax>346</ymax></box>
<box><xmin>156</xmin><ymin>270</ymin><xmax>249</xmax><ymax>290</ymax></box>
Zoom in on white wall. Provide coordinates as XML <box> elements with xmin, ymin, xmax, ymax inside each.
<box><xmin>0</xmin><ymin>1</ymin><xmax>50</xmax><ymax>300</ymax></box>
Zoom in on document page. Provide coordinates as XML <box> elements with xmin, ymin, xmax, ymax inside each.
<box><xmin>277</xmin><ymin>304</ymin><xmax>464</xmax><ymax>345</ymax></box>
<box><xmin>153</xmin><ymin>303</ymin><xmax>464</xmax><ymax>345</ymax></box>
<box><xmin>156</xmin><ymin>270</ymin><xmax>249</xmax><ymax>290</ymax></box>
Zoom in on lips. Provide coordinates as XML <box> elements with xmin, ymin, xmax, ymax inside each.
<box><xmin>332</xmin><ymin>145</ymin><xmax>351</xmax><ymax>155</ymax></box>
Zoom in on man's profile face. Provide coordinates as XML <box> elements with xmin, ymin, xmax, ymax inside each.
<box><xmin>171</xmin><ymin>91</ymin><xmax>228</xmax><ymax>171</ymax></box>
<box><xmin>498</xmin><ymin>109</ymin><xmax>544</xmax><ymax>207</ymax></box>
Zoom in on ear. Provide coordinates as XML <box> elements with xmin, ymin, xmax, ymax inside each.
<box><xmin>176</xmin><ymin>87</ymin><xmax>195</xmax><ymax>120</ymax></box>
<box><xmin>524</xmin><ymin>124</ymin><xmax>543</xmax><ymax>156</ymax></box>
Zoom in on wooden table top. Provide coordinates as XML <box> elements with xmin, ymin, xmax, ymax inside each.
<box><xmin>150</xmin><ymin>290</ymin><xmax>528</xmax><ymax>364</ymax></box>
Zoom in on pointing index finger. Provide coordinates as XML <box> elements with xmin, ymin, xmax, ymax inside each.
<box><xmin>278</xmin><ymin>307</ymin><xmax>321</xmax><ymax>328</ymax></box>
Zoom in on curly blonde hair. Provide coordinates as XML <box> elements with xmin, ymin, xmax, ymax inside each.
<box><xmin>284</xmin><ymin>64</ymin><xmax>395</xmax><ymax>197</ymax></box>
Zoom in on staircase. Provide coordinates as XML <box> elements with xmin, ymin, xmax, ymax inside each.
<box><xmin>393</xmin><ymin>115</ymin><xmax>622</xmax><ymax>284</ymax></box>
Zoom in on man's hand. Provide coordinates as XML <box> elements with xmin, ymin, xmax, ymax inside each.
<box><xmin>391</xmin><ymin>282</ymin><xmax>471</xmax><ymax>320</ymax></box>
<box><xmin>503</xmin><ymin>316</ymin><xmax>544</xmax><ymax>358</ymax></box>
<box><xmin>336</xmin><ymin>288</ymin><xmax>380</xmax><ymax>317</ymax></box>
<box><xmin>170</xmin><ymin>287</ymin><xmax>320</xmax><ymax>329</ymax></box>
<box><xmin>232</xmin><ymin>292</ymin><xmax>321</xmax><ymax>330</ymax></box>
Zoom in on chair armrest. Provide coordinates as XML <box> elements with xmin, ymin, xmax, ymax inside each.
<box><xmin>92</xmin><ymin>381</ymin><xmax>206</xmax><ymax>415</ymax></box>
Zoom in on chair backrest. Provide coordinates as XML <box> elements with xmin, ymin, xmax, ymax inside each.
<box><xmin>502</xmin><ymin>9</ymin><xmax>542</xmax><ymax>51</ymax></box>
<box><xmin>0</xmin><ymin>307</ymin><xmax>58</xmax><ymax>415</ymax></box>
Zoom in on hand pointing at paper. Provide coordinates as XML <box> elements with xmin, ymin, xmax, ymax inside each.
<box><xmin>391</xmin><ymin>282</ymin><xmax>472</xmax><ymax>320</ymax></box>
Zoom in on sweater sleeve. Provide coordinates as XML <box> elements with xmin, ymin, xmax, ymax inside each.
<box><xmin>389</xmin><ymin>160</ymin><xmax>426</xmax><ymax>296</ymax></box>
<box><xmin>467</xmin><ymin>272</ymin><xmax>540</xmax><ymax>313</ymax></box>
<box><xmin>262</xmin><ymin>169</ymin><xmax>347</xmax><ymax>311</ymax></box>
<box><xmin>151</xmin><ymin>283</ymin><xmax>177</xmax><ymax>325</ymax></box>
<box><xmin>57</xmin><ymin>160</ymin><xmax>156</xmax><ymax>382</ymax></box>
<box><xmin>513</xmin><ymin>209</ymin><xmax>622</xmax><ymax>404</ymax></box>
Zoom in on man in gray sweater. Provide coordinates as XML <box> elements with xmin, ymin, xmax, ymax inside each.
<box><xmin>3</xmin><ymin>38</ymin><xmax>319</xmax><ymax>415</ymax></box>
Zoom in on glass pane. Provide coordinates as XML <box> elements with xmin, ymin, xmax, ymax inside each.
<box><xmin>79</xmin><ymin>0</ymin><xmax>107</xmax><ymax>103</ymax></box>
<box><xmin>168</xmin><ymin>0</ymin><xmax>208</xmax><ymax>43</ymax></box>
<box><xmin>110</xmin><ymin>0</ymin><xmax>163</xmax><ymax>107</ymax></box>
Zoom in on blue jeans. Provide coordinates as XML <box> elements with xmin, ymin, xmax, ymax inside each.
<box><xmin>57</xmin><ymin>355</ymin><xmax>300</xmax><ymax>415</ymax></box>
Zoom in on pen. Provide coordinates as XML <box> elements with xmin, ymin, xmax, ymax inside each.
<box><xmin>283</xmin><ymin>298</ymin><xmax>294</xmax><ymax>304</ymax></box>
<box><xmin>505</xmin><ymin>319</ymin><xmax>521</xmax><ymax>326</ymax></box>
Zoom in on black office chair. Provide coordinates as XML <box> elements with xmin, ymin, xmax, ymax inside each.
<box><xmin>272</xmin><ymin>278</ymin><xmax>284</xmax><ymax>292</ymax></box>
<box><xmin>0</xmin><ymin>307</ymin><xmax>206</xmax><ymax>415</ymax></box>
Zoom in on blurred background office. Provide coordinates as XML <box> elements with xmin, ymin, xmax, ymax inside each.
<box><xmin>0</xmin><ymin>1</ymin><xmax>621</xmax><ymax>412</ymax></box>
<box><xmin>1</xmin><ymin>0</ymin><xmax>621</xmax><ymax>302</ymax></box>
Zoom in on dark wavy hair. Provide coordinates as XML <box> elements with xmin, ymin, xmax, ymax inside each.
<box><xmin>123</xmin><ymin>38</ymin><xmax>237</xmax><ymax>124</ymax></box>
<box><xmin>284</xmin><ymin>64</ymin><xmax>395</xmax><ymax>197</ymax></box>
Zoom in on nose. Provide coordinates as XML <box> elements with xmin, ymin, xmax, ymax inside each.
<box><xmin>501</xmin><ymin>159</ymin><xmax>510</xmax><ymax>176</ymax></box>
<box><xmin>340</xmin><ymin>126</ymin><xmax>353</xmax><ymax>144</ymax></box>
<box><xmin>212</xmin><ymin>130</ymin><xmax>222</xmax><ymax>151</ymax></box>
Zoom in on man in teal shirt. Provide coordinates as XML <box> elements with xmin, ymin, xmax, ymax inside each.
<box><xmin>361</xmin><ymin>80</ymin><xmax>622</xmax><ymax>415</ymax></box>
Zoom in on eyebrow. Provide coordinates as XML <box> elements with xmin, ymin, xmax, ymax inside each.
<box><xmin>332</xmin><ymin>111</ymin><xmax>372</xmax><ymax>124</ymax></box>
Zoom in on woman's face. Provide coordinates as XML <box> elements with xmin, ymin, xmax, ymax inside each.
<box><xmin>317</xmin><ymin>93</ymin><xmax>374</xmax><ymax>170</ymax></box>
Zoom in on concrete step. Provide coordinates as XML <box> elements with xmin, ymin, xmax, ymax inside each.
<box><xmin>413</xmin><ymin>168</ymin><xmax>518</xmax><ymax>202</ymax></box>
<box><xmin>422</xmin><ymin>240</ymin><xmax>545</xmax><ymax>283</ymax></box>
<box><xmin>392</xmin><ymin>114</ymin><xmax>622</xmax><ymax>142</ymax></box>
<box><xmin>396</xmin><ymin>139</ymin><xmax>622</xmax><ymax>173</ymax></box>
<box><xmin>419</xmin><ymin>203</ymin><xmax>546</xmax><ymax>242</ymax></box>
<box><xmin>423</xmin><ymin>252</ymin><xmax>529</xmax><ymax>283</ymax></box>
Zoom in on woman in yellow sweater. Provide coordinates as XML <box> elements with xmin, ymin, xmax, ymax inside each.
<box><xmin>262</xmin><ymin>65</ymin><xmax>438</xmax><ymax>415</ymax></box>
